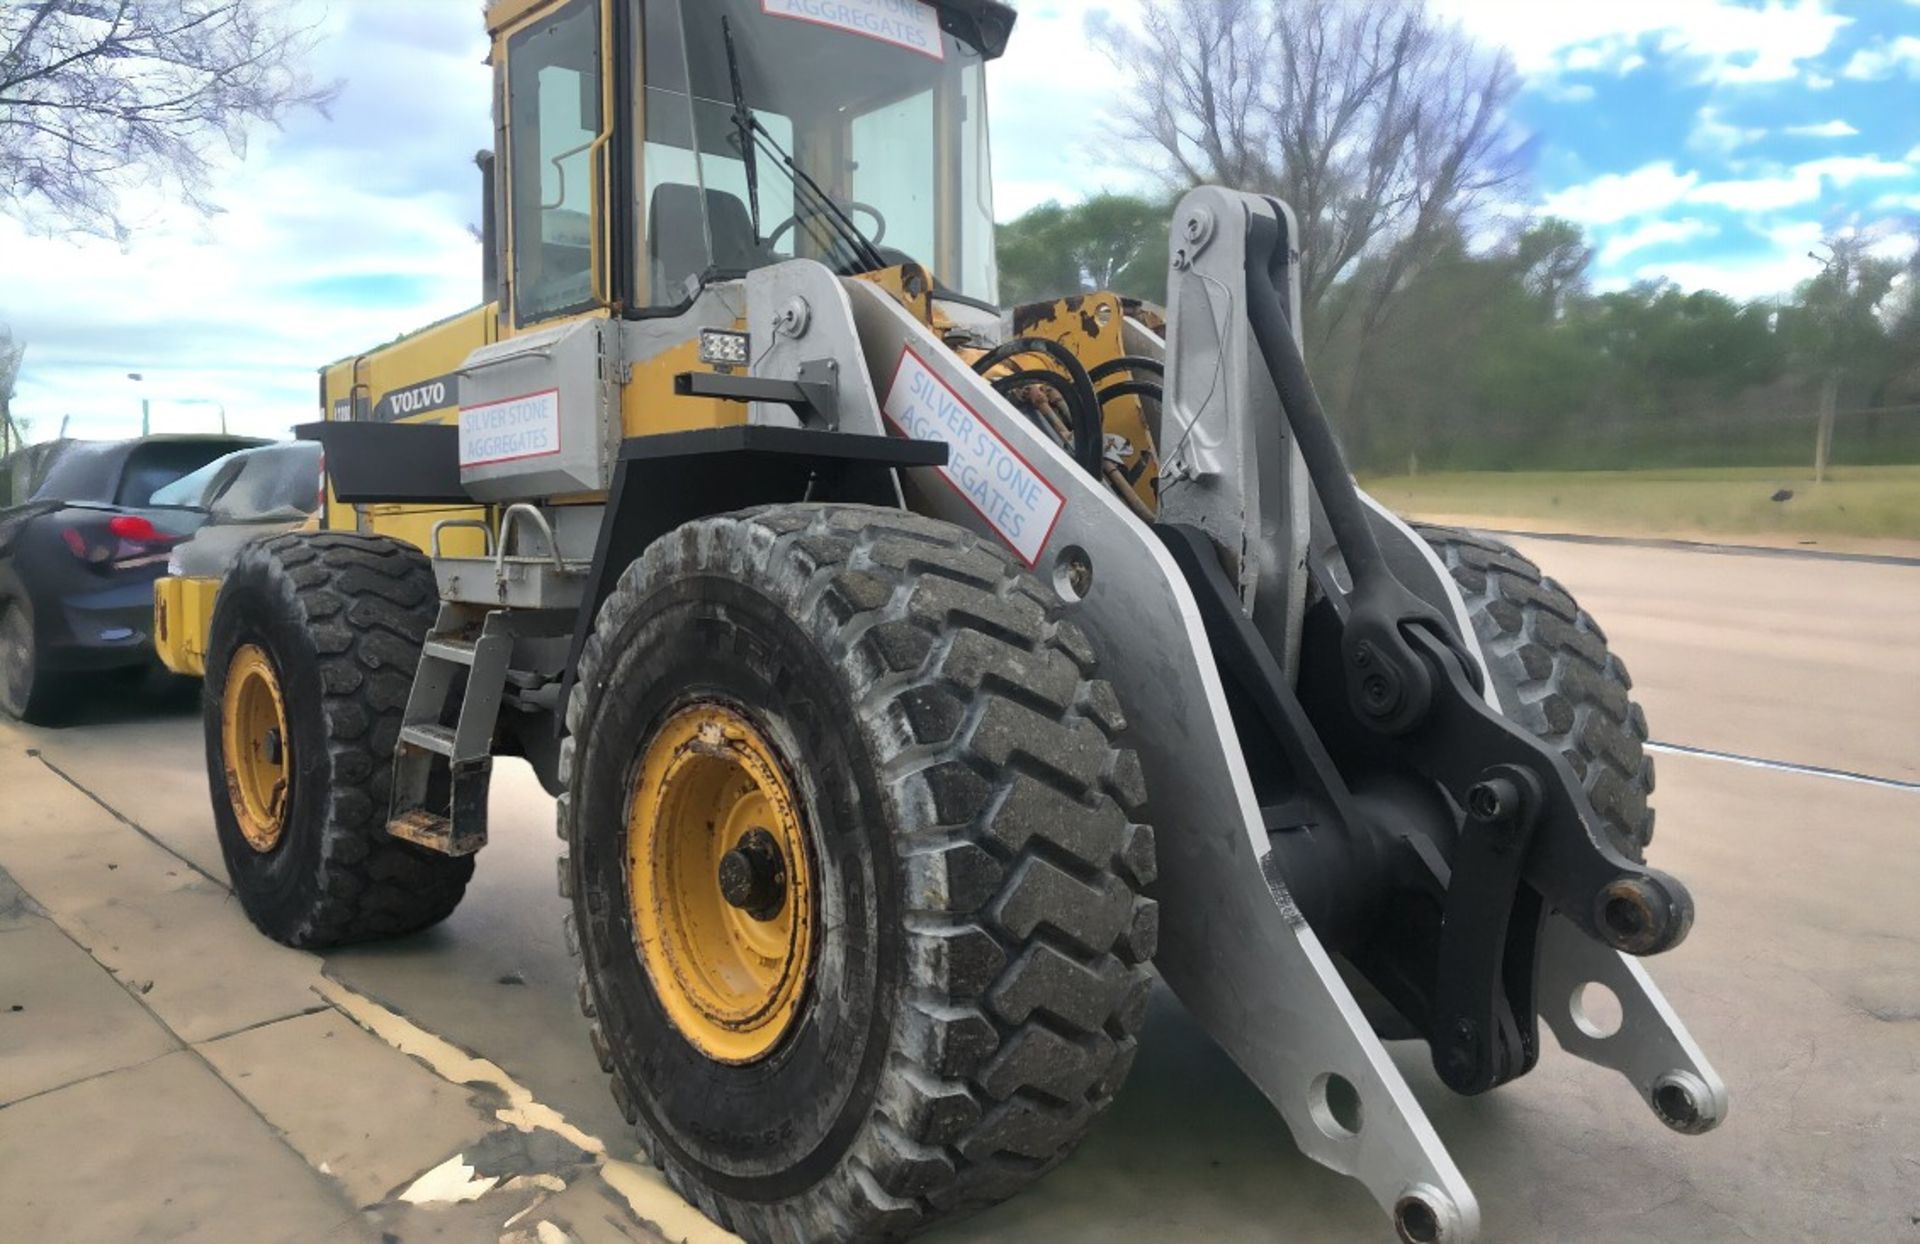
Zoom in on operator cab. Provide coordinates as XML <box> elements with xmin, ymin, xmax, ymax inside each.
<box><xmin>489</xmin><ymin>0</ymin><xmax>1014</xmax><ymax>331</ymax></box>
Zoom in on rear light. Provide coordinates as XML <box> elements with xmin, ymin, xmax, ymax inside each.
<box><xmin>108</xmin><ymin>514</ymin><xmax>162</xmax><ymax>542</ymax></box>
<box><xmin>59</xmin><ymin>515</ymin><xmax>180</xmax><ymax>567</ymax></box>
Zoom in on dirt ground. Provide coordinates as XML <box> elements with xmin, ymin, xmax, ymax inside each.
<box><xmin>3</xmin><ymin>533</ymin><xmax>1918</xmax><ymax>1244</ymax></box>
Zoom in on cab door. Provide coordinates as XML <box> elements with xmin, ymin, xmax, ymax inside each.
<box><xmin>499</xmin><ymin>0</ymin><xmax>613</xmax><ymax>331</ymax></box>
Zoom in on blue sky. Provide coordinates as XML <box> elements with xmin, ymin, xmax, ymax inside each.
<box><xmin>2</xmin><ymin>0</ymin><xmax>1916</xmax><ymax>441</ymax></box>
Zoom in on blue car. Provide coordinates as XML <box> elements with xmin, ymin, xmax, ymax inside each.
<box><xmin>0</xmin><ymin>434</ymin><xmax>264</xmax><ymax>722</ymax></box>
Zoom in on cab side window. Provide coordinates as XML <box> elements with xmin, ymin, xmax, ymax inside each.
<box><xmin>508</xmin><ymin>0</ymin><xmax>603</xmax><ymax>323</ymax></box>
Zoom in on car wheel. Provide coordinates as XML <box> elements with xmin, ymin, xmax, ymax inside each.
<box><xmin>0</xmin><ymin>594</ymin><xmax>61</xmax><ymax>724</ymax></box>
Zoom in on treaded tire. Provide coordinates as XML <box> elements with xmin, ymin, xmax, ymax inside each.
<box><xmin>1416</xmin><ymin>525</ymin><xmax>1655</xmax><ymax>858</ymax></box>
<box><xmin>0</xmin><ymin>587</ymin><xmax>63</xmax><ymax>725</ymax></box>
<box><xmin>561</xmin><ymin>504</ymin><xmax>1158</xmax><ymax>1243</ymax></box>
<box><xmin>204</xmin><ymin>531</ymin><xmax>473</xmax><ymax>946</ymax></box>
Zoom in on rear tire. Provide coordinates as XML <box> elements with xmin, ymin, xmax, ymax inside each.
<box><xmin>0</xmin><ymin>591</ymin><xmax>62</xmax><ymax>724</ymax></box>
<box><xmin>203</xmin><ymin>531</ymin><xmax>473</xmax><ymax>947</ymax></box>
<box><xmin>562</xmin><ymin>504</ymin><xmax>1158</xmax><ymax>1243</ymax></box>
<box><xmin>1416</xmin><ymin>525</ymin><xmax>1655</xmax><ymax>857</ymax></box>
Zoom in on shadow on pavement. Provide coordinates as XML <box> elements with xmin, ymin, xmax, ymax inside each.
<box><xmin>31</xmin><ymin>669</ymin><xmax>201</xmax><ymax>730</ymax></box>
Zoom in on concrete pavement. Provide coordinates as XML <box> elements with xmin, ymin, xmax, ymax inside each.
<box><xmin>3</xmin><ymin>536</ymin><xmax>1918</xmax><ymax>1243</ymax></box>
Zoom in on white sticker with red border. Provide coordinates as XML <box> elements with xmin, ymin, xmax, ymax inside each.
<box><xmin>762</xmin><ymin>0</ymin><xmax>945</xmax><ymax>61</ymax></box>
<box><xmin>883</xmin><ymin>347</ymin><xmax>1065</xmax><ymax>566</ymax></box>
<box><xmin>460</xmin><ymin>389</ymin><xmax>562</xmax><ymax>467</ymax></box>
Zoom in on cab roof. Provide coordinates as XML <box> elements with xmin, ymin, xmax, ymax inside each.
<box><xmin>482</xmin><ymin>0</ymin><xmax>1016</xmax><ymax>58</ymax></box>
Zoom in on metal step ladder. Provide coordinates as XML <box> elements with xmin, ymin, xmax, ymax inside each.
<box><xmin>387</xmin><ymin>603</ymin><xmax>516</xmax><ymax>857</ymax></box>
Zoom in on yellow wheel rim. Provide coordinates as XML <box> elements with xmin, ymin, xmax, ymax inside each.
<box><xmin>628</xmin><ymin>703</ymin><xmax>815</xmax><ymax>1065</ymax></box>
<box><xmin>221</xmin><ymin>644</ymin><xmax>291</xmax><ymax>854</ymax></box>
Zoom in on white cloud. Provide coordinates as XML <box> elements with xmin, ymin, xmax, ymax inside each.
<box><xmin>1785</xmin><ymin>119</ymin><xmax>1860</xmax><ymax>138</ymax></box>
<box><xmin>1539</xmin><ymin>81</ymin><xmax>1599</xmax><ymax>103</ymax></box>
<box><xmin>1645</xmin><ymin>255</ymin><xmax>1822</xmax><ymax>300</ymax></box>
<box><xmin>1686</xmin><ymin>157</ymin><xmax>1914</xmax><ymax>210</ymax></box>
<box><xmin>989</xmin><ymin>6</ymin><xmax>1156</xmax><ymax>217</ymax></box>
<box><xmin>1841</xmin><ymin>36</ymin><xmax>1920</xmax><ymax>80</ymax></box>
<box><xmin>1540</xmin><ymin>162</ymin><xmax>1701</xmax><ymax>224</ymax></box>
<box><xmin>1764</xmin><ymin>220</ymin><xmax>1826</xmax><ymax>252</ymax></box>
<box><xmin>1866</xmin><ymin>234</ymin><xmax>1914</xmax><ymax>263</ymax></box>
<box><xmin>1431</xmin><ymin>0</ymin><xmax>1852</xmax><ymax>85</ymax></box>
<box><xmin>1597</xmin><ymin>218</ymin><xmax>1715</xmax><ymax>265</ymax></box>
<box><xmin>1690</xmin><ymin>106</ymin><xmax>1766</xmax><ymax>153</ymax></box>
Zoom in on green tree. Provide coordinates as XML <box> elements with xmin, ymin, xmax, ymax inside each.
<box><xmin>996</xmin><ymin>193</ymin><xmax>1172</xmax><ymax>307</ymax></box>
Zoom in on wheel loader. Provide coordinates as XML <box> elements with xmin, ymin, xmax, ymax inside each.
<box><xmin>152</xmin><ymin>1</ymin><xmax>1726</xmax><ymax>1239</ymax></box>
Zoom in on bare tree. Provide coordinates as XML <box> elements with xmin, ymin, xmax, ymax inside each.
<box><xmin>1099</xmin><ymin>0</ymin><xmax>1527</xmax><ymax>360</ymax></box>
<box><xmin>1790</xmin><ymin>233</ymin><xmax>1903</xmax><ymax>482</ymax></box>
<box><xmin>0</xmin><ymin>323</ymin><xmax>25</xmax><ymax>457</ymax></box>
<box><xmin>0</xmin><ymin>1</ymin><xmax>337</xmax><ymax>241</ymax></box>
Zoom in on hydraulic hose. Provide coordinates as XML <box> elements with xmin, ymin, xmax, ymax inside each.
<box><xmin>1089</xmin><ymin>355</ymin><xmax>1164</xmax><ymax>385</ymax></box>
<box><xmin>972</xmin><ymin>338</ymin><xmax>1104</xmax><ymax>476</ymax></box>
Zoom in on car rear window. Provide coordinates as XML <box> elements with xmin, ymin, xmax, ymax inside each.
<box><xmin>149</xmin><ymin>456</ymin><xmax>232</xmax><ymax>508</ymax></box>
<box><xmin>115</xmin><ymin>441</ymin><xmax>254</xmax><ymax>507</ymax></box>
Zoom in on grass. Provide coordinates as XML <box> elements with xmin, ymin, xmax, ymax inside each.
<box><xmin>1359</xmin><ymin>464</ymin><xmax>1920</xmax><ymax>546</ymax></box>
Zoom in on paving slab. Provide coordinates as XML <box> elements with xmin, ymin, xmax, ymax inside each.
<box><xmin>0</xmin><ymin>741</ymin><xmax>326</xmax><ymax>1044</ymax></box>
<box><xmin>57</xmin><ymin>876</ymin><xmax>329</xmax><ymax>1044</ymax></box>
<box><xmin>199</xmin><ymin>1007</ymin><xmax>494</xmax><ymax>1208</ymax></box>
<box><xmin>24</xmin><ymin>705</ymin><xmax>230</xmax><ymax>885</ymax></box>
<box><xmin>0</xmin><ymin>916</ymin><xmax>180</xmax><ymax>1106</ymax></box>
<box><xmin>0</xmin><ymin>1049</ymin><xmax>375</xmax><ymax>1244</ymax></box>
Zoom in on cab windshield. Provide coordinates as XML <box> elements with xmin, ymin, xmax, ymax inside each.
<box><xmin>641</xmin><ymin>0</ymin><xmax>1000</xmax><ymax>306</ymax></box>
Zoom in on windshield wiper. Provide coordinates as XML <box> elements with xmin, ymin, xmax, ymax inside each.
<box><xmin>746</xmin><ymin>123</ymin><xmax>889</xmax><ymax>274</ymax></box>
<box><xmin>717</xmin><ymin>17</ymin><xmax>888</xmax><ymax>275</ymax></box>
<box><xmin>720</xmin><ymin>17</ymin><xmax>761</xmax><ymax>239</ymax></box>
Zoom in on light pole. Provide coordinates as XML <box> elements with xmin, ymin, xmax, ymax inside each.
<box><xmin>127</xmin><ymin>372</ymin><xmax>150</xmax><ymax>436</ymax></box>
<box><xmin>124</xmin><ymin>374</ymin><xmax>228</xmax><ymax>435</ymax></box>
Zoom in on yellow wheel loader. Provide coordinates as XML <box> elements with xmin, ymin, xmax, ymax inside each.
<box><xmin>155</xmin><ymin>2</ymin><xmax>1725</xmax><ymax>1240</ymax></box>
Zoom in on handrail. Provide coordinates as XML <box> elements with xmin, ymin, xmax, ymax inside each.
<box><xmin>495</xmin><ymin>503</ymin><xmax>566</xmax><ymax>577</ymax></box>
<box><xmin>431</xmin><ymin>518</ymin><xmax>495</xmax><ymax>559</ymax></box>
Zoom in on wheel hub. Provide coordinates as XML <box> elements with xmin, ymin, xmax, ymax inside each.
<box><xmin>627</xmin><ymin>703</ymin><xmax>815</xmax><ymax>1065</ymax></box>
<box><xmin>221</xmin><ymin>644</ymin><xmax>291</xmax><ymax>853</ymax></box>
<box><xmin>717</xmin><ymin>827</ymin><xmax>788</xmax><ymax>921</ymax></box>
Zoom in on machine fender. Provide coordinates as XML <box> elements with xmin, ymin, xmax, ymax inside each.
<box><xmin>153</xmin><ymin>575</ymin><xmax>222</xmax><ymax>677</ymax></box>
<box><xmin>294</xmin><ymin>421</ymin><xmax>472</xmax><ymax>506</ymax></box>
<box><xmin>555</xmin><ymin>426</ymin><xmax>948</xmax><ymax>722</ymax></box>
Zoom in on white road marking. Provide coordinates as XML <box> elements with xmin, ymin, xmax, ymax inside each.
<box><xmin>1647</xmin><ymin>742</ymin><xmax>1920</xmax><ymax>793</ymax></box>
<box><xmin>311</xmin><ymin>977</ymin><xmax>741</xmax><ymax>1241</ymax></box>
<box><xmin>602</xmin><ymin>1159</ymin><xmax>742</xmax><ymax>1244</ymax></box>
<box><xmin>400</xmin><ymin>1154</ymin><xmax>498</xmax><ymax>1205</ymax></box>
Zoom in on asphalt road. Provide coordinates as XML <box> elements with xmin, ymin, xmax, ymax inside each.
<box><xmin>3</xmin><ymin>534</ymin><xmax>1917</xmax><ymax>1244</ymax></box>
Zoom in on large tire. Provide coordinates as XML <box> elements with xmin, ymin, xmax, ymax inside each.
<box><xmin>203</xmin><ymin>531</ymin><xmax>473</xmax><ymax>946</ymax></box>
<box><xmin>0</xmin><ymin>589</ymin><xmax>62</xmax><ymax>724</ymax></box>
<box><xmin>1417</xmin><ymin>525</ymin><xmax>1655</xmax><ymax>857</ymax></box>
<box><xmin>562</xmin><ymin>504</ymin><xmax>1158</xmax><ymax>1243</ymax></box>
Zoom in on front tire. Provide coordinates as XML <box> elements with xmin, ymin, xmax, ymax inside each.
<box><xmin>203</xmin><ymin>532</ymin><xmax>473</xmax><ymax>946</ymax></box>
<box><xmin>562</xmin><ymin>505</ymin><xmax>1158</xmax><ymax>1242</ymax></box>
<box><xmin>1417</xmin><ymin>525</ymin><xmax>1656</xmax><ymax>857</ymax></box>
